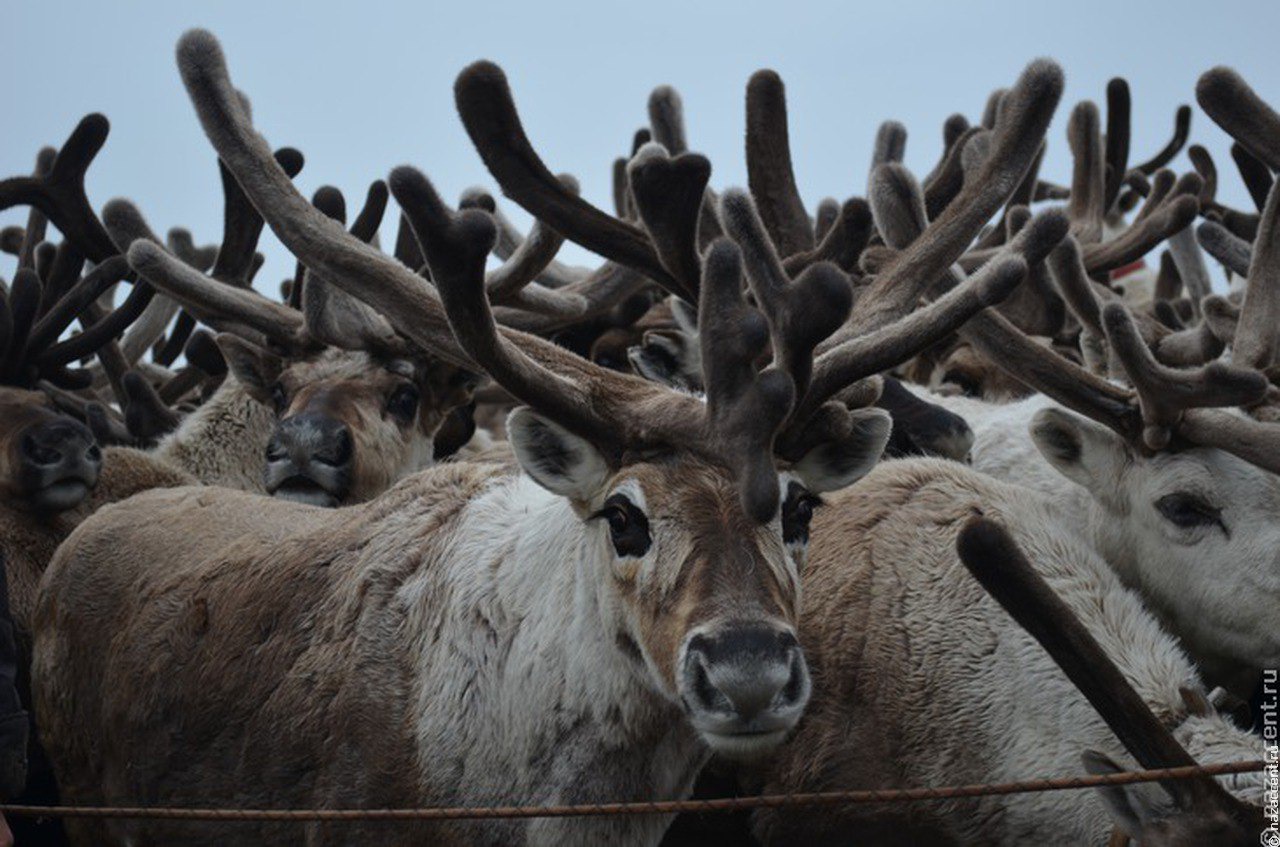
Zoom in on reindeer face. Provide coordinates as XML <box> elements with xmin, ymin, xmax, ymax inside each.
<box><xmin>0</xmin><ymin>387</ymin><xmax>101</xmax><ymax>513</ymax></box>
<box><xmin>507</xmin><ymin>409</ymin><xmax>838</xmax><ymax>759</ymax></box>
<box><xmin>1120</xmin><ymin>447</ymin><xmax>1280</xmax><ymax>670</ymax></box>
<box><xmin>1033</xmin><ymin>408</ymin><xmax>1280</xmax><ymax>671</ymax></box>
<box><xmin>258</xmin><ymin>350</ymin><xmax>476</xmax><ymax>507</ymax></box>
<box><xmin>929</xmin><ymin>342</ymin><xmax>1036</xmax><ymax>402</ymax></box>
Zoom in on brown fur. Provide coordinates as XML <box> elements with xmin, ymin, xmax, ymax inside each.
<box><xmin>1</xmin><ymin>448</ymin><xmax>192</xmax><ymax>635</ymax></box>
<box><xmin>34</xmin><ymin>465</ymin><xmax>491</xmax><ymax>845</ymax></box>
<box><xmin>34</xmin><ymin>452</ymin><xmax>803</xmax><ymax>846</ymax></box>
<box><xmin>270</xmin><ymin>351</ymin><xmax>475</xmax><ymax>502</ymax></box>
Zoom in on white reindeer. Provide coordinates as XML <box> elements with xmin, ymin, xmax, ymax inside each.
<box><xmin>750</xmin><ymin>457</ymin><xmax>1265</xmax><ymax>845</ymax></box>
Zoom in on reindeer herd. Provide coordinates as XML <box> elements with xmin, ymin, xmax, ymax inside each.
<box><xmin>0</xmin><ymin>28</ymin><xmax>1275</xmax><ymax>846</ymax></box>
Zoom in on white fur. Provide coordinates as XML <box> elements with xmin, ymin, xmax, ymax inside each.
<box><xmin>760</xmin><ymin>459</ymin><xmax>1264</xmax><ymax>844</ymax></box>
<box><xmin>146</xmin><ymin>375</ymin><xmax>277</xmax><ymax>491</ymax></box>
<box><xmin>397</xmin><ymin>473</ymin><xmax>705</xmax><ymax>845</ymax></box>
<box><xmin>904</xmin><ymin>383</ymin><xmax>1280</xmax><ymax>683</ymax></box>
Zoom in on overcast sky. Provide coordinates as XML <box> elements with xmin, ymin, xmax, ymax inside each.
<box><xmin>3</xmin><ymin>0</ymin><xmax>1277</xmax><ymax>293</ymax></box>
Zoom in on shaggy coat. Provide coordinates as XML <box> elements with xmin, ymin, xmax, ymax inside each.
<box><xmin>34</xmin><ymin>451</ymin><xmax>808</xmax><ymax>846</ymax></box>
<box><xmin>751</xmin><ymin>459</ymin><xmax>1262</xmax><ymax>845</ymax></box>
<box><xmin>903</xmin><ymin>383</ymin><xmax>1280</xmax><ymax>692</ymax></box>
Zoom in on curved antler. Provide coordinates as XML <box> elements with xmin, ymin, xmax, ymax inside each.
<box><xmin>454</xmin><ymin>61</ymin><xmax>677</xmax><ymax>292</ymax></box>
<box><xmin>0</xmin><ymin>114</ymin><xmax>118</xmax><ymax>261</ymax></box>
<box><xmin>1196</xmin><ymin>67</ymin><xmax>1280</xmax><ymax>172</ymax></box>
<box><xmin>849</xmin><ymin>58</ymin><xmax>1063</xmax><ymax>335</ymax></box>
<box><xmin>745</xmin><ymin>70</ymin><xmax>814</xmax><ymax>258</ymax></box>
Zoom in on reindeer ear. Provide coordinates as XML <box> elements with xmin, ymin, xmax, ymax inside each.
<box><xmin>302</xmin><ymin>273</ymin><xmax>398</xmax><ymax>351</ymax></box>
<box><xmin>1082</xmin><ymin>751</ymin><xmax>1163</xmax><ymax>840</ymax></box>
<box><xmin>507</xmin><ymin>408</ymin><xmax>611</xmax><ymax>502</ymax></box>
<box><xmin>792</xmin><ymin>408</ymin><xmax>891</xmax><ymax>492</ymax></box>
<box><xmin>1030</xmin><ymin>407</ymin><xmax>1130</xmax><ymax>508</ymax></box>
<box><xmin>215</xmin><ymin>333</ymin><xmax>283</xmax><ymax>405</ymax></box>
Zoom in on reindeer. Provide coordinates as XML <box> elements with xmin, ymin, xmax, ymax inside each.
<box><xmin>847</xmin><ymin>75</ymin><xmax>1280</xmax><ymax>698</ymax></box>
<box><xmin>27</xmin><ymin>28</ymin><xmax>1007</xmax><ymax>844</ymax></box>
<box><xmin>743</xmin><ymin>458</ymin><xmax>1264</xmax><ymax>845</ymax></box>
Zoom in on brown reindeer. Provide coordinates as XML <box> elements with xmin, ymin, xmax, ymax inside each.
<box><xmin>28</xmin><ymin>29</ymin><xmax>1045</xmax><ymax>845</ymax></box>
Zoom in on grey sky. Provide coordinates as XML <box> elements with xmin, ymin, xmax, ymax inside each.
<box><xmin>3</xmin><ymin>0</ymin><xmax>1277</xmax><ymax>293</ymax></box>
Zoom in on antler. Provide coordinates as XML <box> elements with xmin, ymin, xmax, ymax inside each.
<box><xmin>454</xmin><ymin>61</ymin><xmax>680</xmax><ymax>294</ymax></box>
<box><xmin>128</xmin><ymin>242</ymin><xmax>305</xmax><ymax>348</ymax></box>
<box><xmin>1066</xmin><ymin>101</ymin><xmax>1106</xmax><ymax>243</ymax></box>
<box><xmin>1197</xmin><ymin>220</ymin><xmax>1252</xmax><ymax>279</ymax></box>
<box><xmin>1196</xmin><ymin>67</ymin><xmax>1280</xmax><ymax>172</ymax></box>
<box><xmin>719</xmin><ymin>188</ymin><xmax>852</xmax><ymax>403</ymax></box>
<box><xmin>1233</xmin><ymin>177</ymin><xmax>1280</xmax><ymax>371</ymax></box>
<box><xmin>1102</xmin><ymin>303</ymin><xmax>1266</xmax><ymax>450</ymax></box>
<box><xmin>0</xmin><ymin>114</ymin><xmax>118</xmax><ymax>262</ymax></box>
<box><xmin>1133</xmin><ymin>105</ymin><xmax>1191</xmax><ymax>175</ymax></box>
<box><xmin>745</xmin><ymin>70</ymin><xmax>814</xmax><ymax>258</ymax></box>
<box><xmin>455</xmin><ymin>185</ymin><xmax>651</xmax><ymax>331</ymax></box>
<box><xmin>846</xmin><ymin>58</ymin><xmax>1063</xmax><ymax>335</ymax></box>
<box><xmin>396</xmin><ymin>166</ymin><xmax>810</xmax><ymax>521</ymax></box>
<box><xmin>1102</xmin><ymin>78</ymin><xmax>1131</xmax><ymax>215</ymax></box>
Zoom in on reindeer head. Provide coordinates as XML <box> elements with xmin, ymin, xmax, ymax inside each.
<box><xmin>0</xmin><ymin>386</ymin><xmax>100</xmax><ymax>512</ymax></box>
<box><xmin>1023</xmin><ymin>152</ymin><xmax>1280</xmax><ymax>674</ymax></box>
<box><xmin>122</xmin><ymin>168</ymin><xmax>484</xmax><ymax>508</ymax></box>
<box><xmin>0</xmin><ymin>248</ymin><xmax>145</xmax><ymax>511</ymax></box>
<box><xmin>412</xmin><ymin>191</ymin><xmax>884</xmax><ymax>756</ymax></box>
<box><xmin>864</xmin><ymin>66</ymin><xmax>1280</xmax><ymax>677</ymax></box>
<box><xmin>218</xmin><ymin>339</ymin><xmax>477</xmax><ymax>507</ymax></box>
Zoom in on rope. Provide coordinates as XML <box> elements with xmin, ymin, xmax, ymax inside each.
<box><xmin>0</xmin><ymin>759</ymin><xmax>1262</xmax><ymax>822</ymax></box>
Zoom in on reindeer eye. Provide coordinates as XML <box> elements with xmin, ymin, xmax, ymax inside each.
<box><xmin>782</xmin><ymin>483</ymin><xmax>823</xmax><ymax>546</ymax></box>
<box><xmin>386</xmin><ymin>385</ymin><xmax>420</xmax><ymax>424</ymax></box>
<box><xmin>270</xmin><ymin>382</ymin><xmax>287</xmax><ymax>413</ymax></box>
<box><xmin>593</xmin><ymin>494</ymin><xmax>651</xmax><ymax>558</ymax></box>
<box><xmin>1155</xmin><ymin>493</ymin><xmax>1225</xmax><ymax>534</ymax></box>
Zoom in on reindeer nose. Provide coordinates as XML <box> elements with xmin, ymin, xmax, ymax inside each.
<box><xmin>20</xmin><ymin>420</ymin><xmax>101</xmax><ymax>471</ymax></box>
<box><xmin>682</xmin><ymin>627</ymin><xmax>808</xmax><ymax>721</ymax></box>
<box><xmin>267</xmin><ymin>414</ymin><xmax>353</xmax><ymax>468</ymax></box>
<box><xmin>264</xmin><ymin>414</ymin><xmax>354</xmax><ymax>507</ymax></box>
<box><xmin>17</xmin><ymin>418</ymin><xmax>102</xmax><ymax>511</ymax></box>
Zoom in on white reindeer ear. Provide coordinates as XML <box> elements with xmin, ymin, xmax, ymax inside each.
<box><xmin>507</xmin><ymin>408</ymin><xmax>611</xmax><ymax>501</ymax></box>
<box><xmin>792</xmin><ymin>408</ymin><xmax>892</xmax><ymax>493</ymax></box>
<box><xmin>1030</xmin><ymin>408</ymin><xmax>1129</xmax><ymax>508</ymax></box>
<box><xmin>1082</xmin><ymin>751</ymin><xmax>1162</xmax><ymax>840</ymax></box>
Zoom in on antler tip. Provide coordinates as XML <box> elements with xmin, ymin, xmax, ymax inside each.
<box><xmin>747</xmin><ymin>68</ymin><xmax>783</xmax><ymax>90</ymax></box>
<box><xmin>1018</xmin><ymin>57</ymin><xmax>1065</xmax><ymax>97</ymax></box>
<box><xmin>454</xmin><ymin>59</ymin><xmax>507</xmax><ymax>96</ymax></box>
<box><xmin>1195</xmin><ymin>66</ymin><xmax>1242</xmax><ymax>104</ymax></box>
<box><xmin>176</xmin><ymin>28</ymin><xmax>223</xmax><ymax>75</ymax></box>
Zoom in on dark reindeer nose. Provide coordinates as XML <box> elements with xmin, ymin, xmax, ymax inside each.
<box><xmin>17</xmin><ymin>418</ymin><xmax>102</xmax><ymax>511</ymax></box>
<box><xmin>682</xmin><ymin>627</ymin><xmax>808</xmax><ymax>723</ymax></box>
<box><xmin>21</xmin><ymin>419</ymin><xmax>100</xmax><ymax>470</ymax></box>
<box><xmin>268</xmin><ymin>414</ymin><xmax>353</xmax><ymax>467</ymax></box>
<box><xmin>264</xmin><ymin>413</ymin><xmax>353</xmax><ymax>507</ymax></box>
